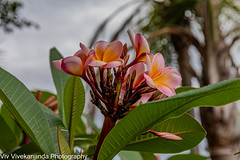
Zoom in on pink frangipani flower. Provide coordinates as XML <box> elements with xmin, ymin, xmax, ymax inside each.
<box><xmin>52</xmin><ymin>43</ymin><xmax>95</xmax><ymax>77</ymax></box>
<box><xmin>144</xmin><ymin>53</ymin><xmax>182</xmax><ymax>97</ymax></box>
<box><xmin>128</xmin><ymin>29</ymin><xmax>153</xmax><ymax>62</ymax></box>
<box><xmin>88</xmin><ymin>41</ymin><xmax>124</xmax><ymax>68</ymax></box>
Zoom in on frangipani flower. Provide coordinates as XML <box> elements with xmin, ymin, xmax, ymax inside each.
<box><xmin>128</xmin><ymin>30</ymin><xmax>153</xmax><ymax>62</ymax></box>
<box><xmin>52</xmin><ymin>43</ymin><xmax>95</xmax><ymax>76</ymax></box>
<box><xmin>144</xmin><ymin>53</ymin><xmax>182</xmax><ymax>97</ymax></box>
<box><xmin>88</xmin><ymin>41</ymin><xmax>124</xmax><ymax>68</ymax></box>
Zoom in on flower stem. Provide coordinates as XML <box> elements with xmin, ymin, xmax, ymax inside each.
<box><xmin>93</xmin><ymin>115</ymin><xmax>116</xmax><ymax>160</ymax></box>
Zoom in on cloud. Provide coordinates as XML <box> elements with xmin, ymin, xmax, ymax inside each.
<box><xmin>1</xmin><ymin>0</ymin><xmax>133</xmax><ymax>93</ymax></box>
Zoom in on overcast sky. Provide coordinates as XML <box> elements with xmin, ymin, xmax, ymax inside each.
<box><xmin>0</xmin><ymin>0</ymin><xmax>137</xmax><ymax>93</ymax></box>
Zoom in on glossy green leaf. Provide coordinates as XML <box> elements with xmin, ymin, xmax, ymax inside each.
<box><xmin>0</xmin><ymin>68</ymin><xmax>63</xmax><ymax>155</ymax></box>
<box><xmin>98</xmin><ymin>78</ymin><xmax>240</xmax><ymax>160</ymax></box>
<box><xmin>123</xmin><ymin>113</ymin><xmax>205</xmax><ymax>153</ymax></box>
<box><xmin>64</xmin><ymin>76</ymin><xmax>85</xmax><ymax>150</ymax></box>
<box><xmin>50</xmin><ymin>47</ymin><xmax>70</xmax><ymax>126</ymax></box>
<box><xmin>167</xmin><ymin>153</ymin><xmax>208</xmax><ymax>160</ymax></box>
<box><xmin>57</xmin><ymin>125</ymin><xmax>71</xmax><ymax>157</ymax></box>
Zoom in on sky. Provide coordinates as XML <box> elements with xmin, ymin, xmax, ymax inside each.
<box><xmin>0</xmin><ymin>0</ymin><xmax>137</xmax><ymax>93</ymax></box>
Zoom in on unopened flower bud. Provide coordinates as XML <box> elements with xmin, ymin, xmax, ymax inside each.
<box><xmin>121</xmin><ymin>43</ymin><xmax>128</xmax><ymax>58</ymax></box>
<box><xmin>142</xmin><ymin>130</ymin><xmax>182</xmax><ymax>141</ymax></box>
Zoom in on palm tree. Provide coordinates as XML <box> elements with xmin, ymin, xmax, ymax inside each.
<box><xmin>89</xmin><ymin>0</ymin><xmax>240</xmax><ymax>159</ymax></box>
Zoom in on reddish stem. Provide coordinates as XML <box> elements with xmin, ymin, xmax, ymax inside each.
<box><xmin>93</xmin><ymin>115</ymin><xmax>116</xmax><ymax>160</ymax></box>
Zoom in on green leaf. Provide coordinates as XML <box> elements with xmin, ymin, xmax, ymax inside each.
<box><xmin>83</xmin><ymin>114</ymin><xmax>100</xmax><ymax>133</ymax></box>
<box><xmin>118</xmin><ymin>151</ymin><xmax>143</xmax><ymax>160</ymax></box>
<box><xmin>175</xmin><ymin>86</ymin><xmax>196</xmax><ymax>94</ymax></box>
<box><xmin>123</xmin><ymin>113</ymin><xmax>205</xmax><ymax>153</ymax></box>
<box><xmin>57</xmin><ymin>125</ymin><xmax>71</xmax><ymax>157</ymax></box>
<box><xmin>64</xmin><ymin>76</ymin><xmax>85</xmax><ymax>150</ymax></box>
<box><xmin>4</xmin><ymin>143</ymin><xmax>42</xmax><ymax>157</ymax></box>
<box><xmin>82</xmin><ymin>144</ymin><xmax>96</xmax><ymax>156</ymax></box>
<box><xmin>118</xmin><ymin>151</ymin><xmax>156</xmax><ymax>160</ymax></box>
<box><xmin>234</xmin><ymin>152</ymin><xmax>240</xmax><ymax>155</ymax></box>
<box><xmin>41</xmin><ymin>102</ymin><xmax>69</xmax><ymax>152</ymax></box>
<box><xmin>74</xmin><ymin>137</ymin><xmax>97</xmax><ymax>146</ymax></box>
<box><xmin>167</xmin><ymin>153</ymin><xmax>208</xmax><ymax>160</ymax></box>
<box><xmin>50</xmin><ymin>47</ymin><xmax>70</xmax><ymax>126</ymax></box>
<box><xmin>75</xmin><ymin>117</ymin><xmax>87</xmax><ymax>136</ymax></box>
<box><xmin>139</xmin><ymin>152</ymin><xmax>156</xmax><ymax>160</ymax></box>
<box><xmin>0</xmin><ymin>104</ymin><xmax>23</xmax><ymax>146</ymax></box>
<box><xmin>0</xmin><ymin>114</ymin><xmax>19</xmax><ymax>152</ymax></box>
<box><xmin>0</xmin><ymin>68</ymin><xmax>63</xmax><ymax>155</ymax></box>
<box><xmin>98</xmin><ymin>78</ymin><xmax>240</xmax><ymax>160</ymax></box>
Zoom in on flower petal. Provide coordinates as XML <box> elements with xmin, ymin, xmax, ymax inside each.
<box><xmin>61</xmin><ymin>56</ymin><xmax>83</xmax><ymax>76</ymax></box>
<box><xmin>156</xmin><ymin>84</ymin><xmax>176</xmax><ymax>97</ymax></box>
<box><xmin>149</xmin><ymin>53</ymin><xmax>165</xmax><ymax>78</ymax></box>
<box><xmin>127</xmin><ymin>29</ymin><xmax>136</xmax><ymax>48</ymax></box>
<box><xmin>94</xmin><ymin>41</ymin><xmax>108</xmax><ymax>61</ymax></box>
<box><xmin>80</xmin><ymin>43</ymin><xmax>90</xmax><ymax>54</ymax></box>
<box><xmin>135</xmin><ymin>33</ymin><xmax>150</xmax><ymax>57</ymax></box>
<box><xmin>146</xmin><ymin>54</ymin><xmax>152</xmax><ymax>73</ymax></box>
<box><xmin>129</xmin><ymin>62</ymin><xmax>146</xmax><ymax>89</ymax></box>
<box><xmin>154</xmin><ymin>69</ymin><xmax>182</xmax><ymax>88</ymax></box>
<box><xmin>103</xmin><ymin>41</ymin><xmax>123</xmax><ymax>62</ymax></box>
<box><xmin>132</xmin><ymin>92</ymin><xmax>154</xmax><ymax>107</ymax></box>
<box><xmin>84</xmin><ymin>49</ymin><xmax>95</xmax><ymax>68</ymax></box>
<box><xmin>52</xmin><ymin>59</ymin><xmax>64</xmax><ymax>72</ymax></box>
<box><xmin>88</xmin><ymin>60</ymin><xmax>107</xmax><ymax>67</ymax></box>
<box><xmin>137</xmin><ymin>52</ymin><xmax>154</xmax><ymax>63</ymax></box>
<box><xmin>103</xmin><ymin>59</ymin><xmax>124</xmax><ymax>68</ymax></box>
<box><xmin>144</xmin><ymin>73</ymin><xmax>157</xmax><ymax>89</ymax></box>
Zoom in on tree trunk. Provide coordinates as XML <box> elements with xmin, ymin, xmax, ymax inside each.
<box><xmin>200</xmin><ymin>49</ymin><xmax>239</xmax><ymax>160</ymax></box>
<box><xmin>199</xmin><ymin>1</ymin><xmax>240</xmax><ymax>159</ymax></box>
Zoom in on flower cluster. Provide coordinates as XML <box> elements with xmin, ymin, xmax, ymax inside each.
<box><xmin>52</xmin><ymin>30</ymin><xmax>182</xmax><ymax>119</ymax></box>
